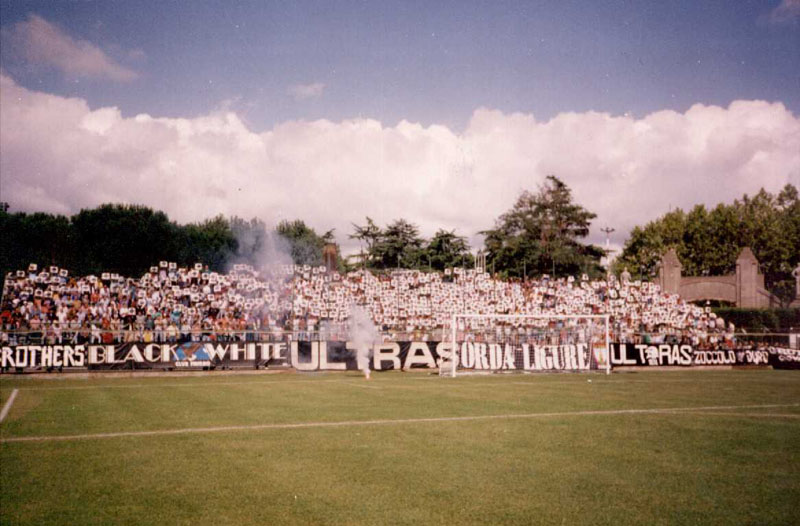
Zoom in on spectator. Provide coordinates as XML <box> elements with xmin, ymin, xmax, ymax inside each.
<box><xmin>1</xmin><ymin>262</ymin><xmax>727</xmax><ymax>344</ymax></box>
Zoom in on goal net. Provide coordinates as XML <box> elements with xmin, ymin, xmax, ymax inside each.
<box><xmin>440</xmin><ymin>314</ymin><xmax>611</xmax><ymax>377</ymax></box>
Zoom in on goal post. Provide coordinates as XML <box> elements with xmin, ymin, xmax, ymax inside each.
<box><xmin>440</xmin><ymin>314</ymin><xmax>611</xmax><ymax>377</ymax></box>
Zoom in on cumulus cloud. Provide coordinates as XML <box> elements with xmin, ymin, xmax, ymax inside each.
<box><xmin>765</xmin><ymin>0</ymin><xmax>800</xmax><ymax>25</ymax></box>
<box><xmin>128</xmin><ymin>48</ymin><xmax>147</xmax><ymax>62</ymax></box>
<box><xmin>1</xmin><ymin>73</ymin><xmax>798</xmax><ymax>254</ymax></box>
<box><xmin>757</xmin><ymin>0</ymin><xmax>800</xmax><ymax>26</ymax></box>
<box><xmin>288</xmin><ymin>82</ymin><xmax>325</xmax><ymax>101</ymax></box>
<box><xmin>2</xmin><ymin>14</ymin><xmax>138</xmax><ymax>81</ymax></box>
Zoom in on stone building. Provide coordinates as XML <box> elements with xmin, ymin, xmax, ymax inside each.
<box><xmin>658</xmin><ymin>247</ymin><xmax>778</xmax><ymax>308</ymax></box>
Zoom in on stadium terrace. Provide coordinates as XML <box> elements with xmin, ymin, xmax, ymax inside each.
<box><xmin>2</xmin><ymin>261</ymin><xmax>731</xmax><ymax>347</ymax></box>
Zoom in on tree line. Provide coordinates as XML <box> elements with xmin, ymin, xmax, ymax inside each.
<box><xmin>350</xmin><ymin>175</ymin><xmax>605</xmax><ymax>278</ymax></box>
<box><xmin>614</xmin><ymin>184</ymin><xmax>800</xmax><ymax>305</ymax></box>
<box><xmin>2</xmin><ymin>180</ymin><xmax>798</xmax><ymax>305</ymax></box>
<box><xmin>0</xmin><ymin>175</ymin><xmax>605</xmax><ymax>286</ymax></box>
<box><xmin>0</xmin><ymin>205</ymin><xmax>334</xmax><ymax>284</ymax></box>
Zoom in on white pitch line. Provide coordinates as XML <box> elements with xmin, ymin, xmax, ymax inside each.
<box><xmin>503</xmin><ymin>381</ymin><xmax>604</xmax><ymax>387</ymax></box>
<box><xmin>13</xmin><ymin>378</ymin><xmax>364</xmax><ymax>391</ymax></box>
<box><xmin>456</xmin><ymin>379</ymin><xmax>699</xmax><ymax>388</ymax></box>
<box><xmin>9</xmin><ymin>370</ymin><xmax>798</xmax><ymax>391</ymax></box>
<box><xmin>660</xmin><ymin>411</ymin><xmax>800</xmax><ymax>419</ymax></box>
<box><xmin>344</xmin><ymin>381</ymin><xmax>382</xmax><ymax>389</ymax></box>
<box><xmin>1</xmin><ymin>402</ymin><xmax>796</xmax><ymax>444</ymax></box>
<box><xmin>12</xmin><ymin>375</ymin><xmax>784</xmax><ymax>392</ymax></box>
<box><xmin>0</xmin><ymin>389</ymin><xmax>19</xmax><ymax>423</ymax></box>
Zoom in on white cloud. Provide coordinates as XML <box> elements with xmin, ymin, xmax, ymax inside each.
<box><xmin>128</xmin><ymin>48</ymin><xmax>147</xmax><ymax>62</ymax></box>
<box><xmin>766</xmin><ymin>0</ymin><xmax>800</xmax><ymax>24</ymax></box>
<box><xmin>288</xmin><ymin>82</ymin><xmax>325</xmax><ymax>101</ymax></box>
<box><xmin>3</xmin><ymin>14</ymin><xmax>138</xmax><ymax>81</ymax></box>
<box><xmin>1</xmin><ymin>73</ymin><xmax>798</xmax><ymax>255</ymax></box>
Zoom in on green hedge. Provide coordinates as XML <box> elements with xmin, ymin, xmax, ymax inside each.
<box><xmin>712</xmin><ymin>307</ymin><xmax>800</xmax><ymax>333</ymax></box>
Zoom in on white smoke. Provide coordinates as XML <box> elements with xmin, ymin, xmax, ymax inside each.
<box><xmin>225</xmin><ymin>219</ymin><xmax>297</xmax><ymax>330</ymax></box>
<box><xmin>347</xmin><ymin>305</ymin><xmax>380</xmax><ymax>379</ymax></box>
<box><xmin>228</xmin><ymin>218</ymin><xmax>294</xmax><ymax>272</ymax></box>
<box><xmin>254</xmin><ymin>230</ymin><xmax>294</xmax><ymax>270</ymax></box>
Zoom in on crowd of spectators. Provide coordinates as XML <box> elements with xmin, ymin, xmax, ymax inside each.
<box><xmin>1</xmin><ymin>262</ymin><xmax>732</xmax><ymax>346</ymax></box>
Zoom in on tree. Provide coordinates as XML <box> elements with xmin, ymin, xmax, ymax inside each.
<box><xmin>615</xmin><ymin>184</ymin><xmax>800</xmax><ymax>305</ymax></box>
<box><xmin>350</xmin><ymin>217</ymin><xmax>381</xmax><ymax>251</ymax></box>
<box><xmin>426</xmin><ymin>229</ymin><xmax>473</xmax><ymax>270</ymax></box>
<box><xmin>0</xmin><ymin>204</ymin><xmax>347</xmax><ymax>283</ymax></box>
<box><xmin>178</xmin><ymin>215</ymin><xmax>238</xmax><ymax>272</ymax></box>
<box><xmin>0</xmin><ymin>204</ymin><xmax>245</xmax><ymax>284</ymax></box>
<box><xmin>321</xmin><ymin>229</ymin><xmax>336</xmax><ymax>244</ymax></box>
<box><xmin>71</xmin><ymin>204</ymin><xmax>183</xmax><ymax>276</ymax></box>
<box><xmin>276</xmin><ymin>219</ymin><xmax>327</xmax><ymax>266</ymax></box>
<box><xmin>370</xmin><ymin>219</ymin><xmax>426</xmax><ymax>270</ymax></box>
<box><xmin>0</xmin><ymin>210</ymin><xmax>73</xmax><ymax>287</ymax></box>
<box><xmin>482</xmin><ymin>175</ymin><xmax>603</xmax><ymax>278</ymax></box>
<box><xmin>613</xmin><ymin>209</ymin><xmax>686</xmax><ymax>280</ymax></box>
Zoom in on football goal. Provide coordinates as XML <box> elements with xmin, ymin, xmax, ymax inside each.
<box><xmin>440</xmin><ymin>314</ymin><xmax>611</xmax><ymax>377</ymax></box>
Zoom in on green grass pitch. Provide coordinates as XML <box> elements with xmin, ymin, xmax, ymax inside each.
<box><xmin>1</xmin><ymin>369</ymin><xmax>799</xmax><ymax>526</ymax></box>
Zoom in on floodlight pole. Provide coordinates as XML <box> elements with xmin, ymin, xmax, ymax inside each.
<box><xmin>601</xmin><ymin>226</ymin><xmax>615</xmax><ymax>276</ymax></box>
<box><xmin>600</xmin><ymin>226</ymin><xmax>615</xmax><ymax>250</ymax></box>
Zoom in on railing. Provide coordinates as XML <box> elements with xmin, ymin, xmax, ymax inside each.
<box><xmin>2</xmin><ymin>328</ymin><xmax>796</xmax><ymax>348</ymax></box>
<box><xmin>727</xmin><ymin>332</ymin><xmax>798</xmax><ymax>348</ymax></box>
<box><xmin>0</xmin><ymin>328</ymin><xmax>444</xmax><ymax>346</ymax></box>
<box><xmin>0</xmin><ymin>329</ymin><xmax>300</xmax><ymax>346</ymax></box>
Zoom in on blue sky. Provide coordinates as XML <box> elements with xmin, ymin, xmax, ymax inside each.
<box><xmin>2</xmin><ymin>0</ymin><xmax>797</xmax><ymax>131</ymax></box>
<box><xmin>0</xmin><ymin>1</ymin><xmax>798</xmax><ymax>252</ymax></box>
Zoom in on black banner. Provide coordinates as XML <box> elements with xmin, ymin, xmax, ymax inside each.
<box><xmin>0</xmin><ymin>342</ymin><xmax>290</xmax><ymax>372</ymax></box>
<box><xmin>0</xmin><ymin>341</ymin><xmax>604</xmax><ymax>372</ymax></box>
<box><xmin>1</xmin><ymin>341</ymin><xmax>795</xmax><ymax>373</ymax></box>
<box><xmin>768</xmin><ymin>347</ymin><xmax>800</xmax><ymax>370</ymax></box>
<box><xmin>295</xmin><ymin>341</ymin><xmax>605</xmax><ymax>372</ymax></box>
<box><xmin>610</xmin><ymin>343</ymin><xmax>773</xmax><ymax>367</ymax></box>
